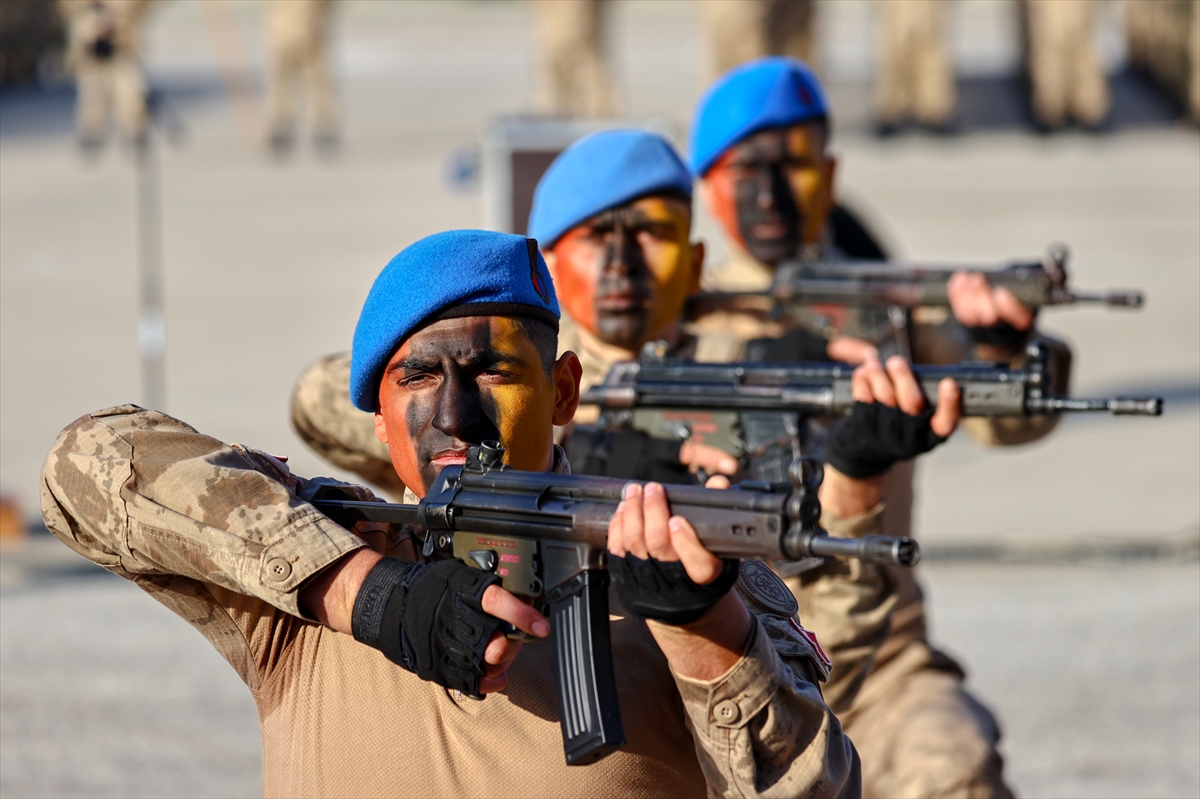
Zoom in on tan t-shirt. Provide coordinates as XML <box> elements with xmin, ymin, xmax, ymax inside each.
<box><xmin>42</xmin><ymin>405</ymin><xmax>866</xmax><ymax>798</ymax></box>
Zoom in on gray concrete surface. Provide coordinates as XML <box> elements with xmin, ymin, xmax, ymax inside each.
<box><xmin>2</xmin><ymin>1</ymin><xmax>1198</xmax><ymax>797</ymax></box>
<box><xmin>3</xmin><ymin>536</ymin><xmax>1197</xmax><ymax>798</ymax></box>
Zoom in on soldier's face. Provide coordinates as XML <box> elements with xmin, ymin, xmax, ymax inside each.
<box><xmin>374</xmin><ymin>316</ymin><xmax>581</xmax><ymax>497</ymax></box>
<box><xmin>700</xmin><ymin>123</ymin><xmax>835</xmax><ymax>267</ymax></box>
<box><xmin>545</xmin><ymin>196</ymin><xmax>704</xmax><ymax>351</ymax></box>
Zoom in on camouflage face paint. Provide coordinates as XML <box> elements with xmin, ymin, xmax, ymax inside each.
<box><xmin>701</xmin><ymin>123</ymin><xmax>831</xmax><ymax>268</ymax></box>
<box><xmin>548</xmin><ymin>196</ymin><xmax>696</xmax><ymax>351</ymax></box>
<box><xmin>375</xmin><ymin>316</ymin><xmax>556</xmax><ymax>497</ymax></box>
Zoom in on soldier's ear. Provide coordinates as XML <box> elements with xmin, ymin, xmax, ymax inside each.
<box><xmin>374</xmin><ymin>409</ymin><xmax>388</xmax><ymax>444</ymax></box>
<box><xmin>823</xmin><ymin>155</ymin><xmax>838</xmax><ymax>208</ymax></box>
<box><xmin>551</xmin><ymin>351</ymin><xmax>583</xmax><ymax>426</ymax></box>
<box><xmin>688</xmin><ymin>240</ymin><xmax>706</xmax><ymax>294</ymax></box>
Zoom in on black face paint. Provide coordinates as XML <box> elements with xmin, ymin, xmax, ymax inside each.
<box><xmin>589</xmin><ymin>208</ymin><xmax>655</xmax><ymax>350</ymax></box>
<box><xmin>400</xmin><ymin>324</ymin><xmax>505</xmax><ymax>491</ymax></box>
<box><xmin>730</xmin><ymin>129</ymin><xmax>805</xmax><ymax>267</ymax></box>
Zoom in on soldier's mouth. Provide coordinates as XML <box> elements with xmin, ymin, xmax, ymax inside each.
<box><xmin>430</xmin><ymin>449</ymin><xmax>469</xmax><ymax>468</ymax></box>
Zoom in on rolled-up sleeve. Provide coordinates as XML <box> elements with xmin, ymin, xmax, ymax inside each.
<box><xmin>41</xmin><ymin>405</ymin><xmax>368</xmax><ymax>617</ymax></box>
<box><xmin>672</xmin><ymin>616</ymin><xmax>861</xmax><ymax>798</ymax></box>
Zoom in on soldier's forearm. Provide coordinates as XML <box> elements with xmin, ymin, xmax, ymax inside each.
<box><xmin>819</xmin><ymin>467</ymin><xmax>886</xmax><ymax>519</ymax></box>
<box><xmin>300</xmin><ymin>549</ymin><xmax>383</xmax><ymax>632</ymax></box>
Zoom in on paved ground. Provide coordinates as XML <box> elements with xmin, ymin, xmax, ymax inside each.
<box><xmin>2</xmin><ymin>538</ymin><xmax>1196</xmax><ymax>798</ymax></box>
<box><xmin>2</xmin><ymin>1</ymin><xmax>1198</xmax><ymax>797</ymax></box>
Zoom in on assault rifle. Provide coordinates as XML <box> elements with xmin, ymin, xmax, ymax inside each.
<box><xmin>579</xmin><ymin>341</ymin><xmax>1163</xmax><ymax>480</ymax></box>
<box><xmin>312</xmin><ymin>442</ymin><xmax>918</xmax><ymax>767</ymax></box>
<box><xmin>685</xmin><ymin>245</ymin><xmax>1144</xmax><ymax>318</ymax></box>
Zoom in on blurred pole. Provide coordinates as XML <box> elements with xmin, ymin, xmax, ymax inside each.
<box><xmin>135</xmin><ymin>129</ymin><xmax>166</xmax><ymax>412</ymax></box>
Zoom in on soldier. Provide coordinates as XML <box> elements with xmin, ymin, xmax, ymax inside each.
<box><xmin>264</xmin><ymin>0</ymin><xmax>337</xmax><ymax>154</ymax></box>
<box><xmin>530</xmin><ymin>0</ymin><xmax>616</xmax><ymax>118</ymax></box>
<box><xmin>873</xmin><ymin>0</ymin><xmax>956</xmax><ymax>133</ymax></box>
<box><xmin>40</xmin><ymin>229</ymin><xmax>963</xmax><ymax>796</ymax></box>
<box><xmin>689</xmin><ymin>56</ymin><xmax>1077</xmax><ymax>797</ymax></box>
<box><xmin>1021</xmin><ymin>0</ymin><xmax>1110</xmax><ymax>131</ymax></box>
<box><xmin>59</xmin><ymin>0</ymin><xmax>155</xmax><ymax>149</ymax></box>
<box><xmin>294</xmin><ymin>130</ymin><xmax>731</xmax><ymax>494</ymax></box>
<box><xmin>701</xmin><ymin>0</ymin><xmax>817</xmax><ymax>80</ymax></box>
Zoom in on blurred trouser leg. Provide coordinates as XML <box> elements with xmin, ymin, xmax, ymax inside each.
<box><xmin>74</xmin><ymin>61</ymin><xmax>111</xmax><ymax>147</ymax></box>
<box><xmin>532</xmin><ymin>0</ymin><xmax>615</xmax><ymax>118</ymax></box>
<box><xmin>703</xmin><ymin>0</ymin><xmax>816</xmax><ymax>79</ymax></box>
<box><xmin>307</xmin><ymin>44</ymin><xmax>337</xmax><ymax>144</ymax></box>
<box><xmin>875</xmin><ymin>0</ymin><xmax>953</xmax><ymax>128</ymax></box>
<box><xmin>111</xmin><ymin>56</ymin><xmax>147</xmax><ymax>143</ymax></box>
<box><xmin>266</xmin><ymin>46</ymin><xmax>301</xmax><ymax>149</ymax></box>
<box><xmin>1025</xmin><ymin>0</ymin><xmax>1109</xmax><ymax>128</ymax></box>
<box><xmin>1189</xmin><ymin>0</ymin><xmax>1200</xmax><ymax>123</ymax></box>
<box><xmin>703</xmin><ymin>0</ymin><xmax>768</xmax><ymax>78</ymax></box>
<box><xmin>843</xmin><ymin>645</ymin><xmax>1014</xmax><ymax>799</ymax></box>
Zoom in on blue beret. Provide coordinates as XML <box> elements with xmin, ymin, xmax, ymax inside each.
<box><xmin>527</xmin><ymin>129</ymin><xmax>693</xmax><ymax>248</ymax></box>
<box><xmin>689</xmin><ymin>57</ymin><xmax>828</xmax><ymax>177</ymax></box>
<box><xmin>350</xmin><ymin>230</ymin><xmax>560</xmax><ymax>411</ymax></box>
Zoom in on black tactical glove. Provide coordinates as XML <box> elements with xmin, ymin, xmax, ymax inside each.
<box><xmin>351</xmin><ymin>557</ymin><xmax>502</xmax><ymax>698</ymax></box>
<box><xmin>825</xmin><ymin>401</ymin><xmax>947</xmax><ymax>479</ymax></box>
<box><xmin>966</xmin><ymin>320</ymin><xmax>1030</xmax><ymax>351</ymax></box>
<box><xmin>609</xmin><ymin>554</ymin><xmax>740</xmax><ymax>625</ymax></box>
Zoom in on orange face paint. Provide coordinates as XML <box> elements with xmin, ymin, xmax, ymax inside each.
<box><xmin>699</xmin><ymin>122</ymin><xmax>833</xmax><ymax>267</ymax></box>
<box><xmin>547</xmin><ymin>196</ymin><xmax>698</xmax><ymax>351</ymax></box>
<box><xmin>374</xmin><ymin>316</ymin><xmax>557</xmax><ymax>496</ymax></box>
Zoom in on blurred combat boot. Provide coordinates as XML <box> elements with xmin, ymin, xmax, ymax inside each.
<box><xmin>873</xmin><ymin>0</ymin><xmax>956</xmax><ymax>134</ymax></box>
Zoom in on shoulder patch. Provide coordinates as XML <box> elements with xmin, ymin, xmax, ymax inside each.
<box><xmin>737</xmin><ymin>558</ymin><xmax>799</xmax><ymax>618</ymax></box>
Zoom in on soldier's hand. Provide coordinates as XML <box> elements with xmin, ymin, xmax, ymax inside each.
<box><xmin>679</xmin><ymin>440</ymin><xmax>739</xmax><ymax>476</ymax></box>
<box><xmin>948</xmin><ymin>270</ymin><xmax>1034</xmax><ymax>331</ymax></box>
<box><xmin>852</xmin><ymin>356</ymin><xmax>960</xmax><ymax>439</ymax></box>
<box><xmin>821</xmin><ymin>357</ymin><xmax>960</xmax><ymax>517</ymax></box>
<box><xmin>479</xmin><ymin>585</ymin><xmax>550</xmax><ymax>693</ymax></box>
<box><xmin>827</xmin><ymin>335</ymin><xmax>879</xmax><ymax>365</ymax></box>
<box><xmin>608</xmin><ymin>482</ymin><xmax>752</xmax><ymax>680</ymax></box>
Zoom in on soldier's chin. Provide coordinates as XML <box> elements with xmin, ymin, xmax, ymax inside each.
<box><xmin>745</xmin><ymin>235</ymin><xmax>799</xmax><ymax>267</ymax></box>
<box><xmin>595</xmin><ymin>312</ymin><xmax>649</xmax><ymax>351</ymax></box>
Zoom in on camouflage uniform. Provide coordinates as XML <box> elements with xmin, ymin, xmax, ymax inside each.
<box><xmin>701</xmin><ymin>0</ymin><xmax>817</xmax><ymax>80</ymax></box>
<box><xmin>697</xmin><ymin>246</ymin><xmax>1074</xmax><ymax>797</ymax></box>
<box><xmin>59</xmin><ymin>0</ymin><xmax>155</xmax><ymax>146</ymax></box>
<box><xmin>530</xmin><ymin>0</ymin><xmax>616</xmax><ymax>118</ymax></box>
<box><xmin>874</xmin><ymin>0</ymin><xmax>956</xmax><ymax>129</ymax></box>
<box><xmin>42</xmin><ymin>404</ymin><xmax>899</xmax><ymax>797</ymax></box>
<box><xmin>264</xmin><ymin>0</ymin><xmax>337</xmax><ymax>148</ymax></box>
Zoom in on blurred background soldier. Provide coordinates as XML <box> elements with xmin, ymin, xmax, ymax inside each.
<box><xmin>702</xmin><ymin>0</ymin><xmax>816</xmax><ymax>79</ymax></box>
<box><xmin>530</xmin><ymin>0</ymin><xmax>616</xmax><ymax>117</ymax></box>
<box><xmin>264</xmin><ymin>0</ymin><xmax>337</xmax><ymax>154</ymax></box>
<box><xmin>1125</xmin><ymin>0</ymin><xmax>1200</xmax><ymax>125</ymax></box>
<box><xmin>59</xmin><ymin>0</ymin><xmax>155</xmax><ymax>150</ymax></box>
<box><xmin>1021</xmin><ymin>0</ymin><xmax>1110</xmax><ymax>130</ymax></box>
<box><xmin>874</xmin><ymin>0</ymin><xmax>956</xmax><ymax>134</ymax></box>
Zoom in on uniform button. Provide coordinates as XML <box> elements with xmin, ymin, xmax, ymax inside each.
<box><xmin>265</xmin><ymin>557</ymin><xmax>292</xmax><ymax>582</ymax></box>
<box><xmin>713</xmin><ymin>699</ymin><xmax>740</xmax><ymax>724</ymax></box>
